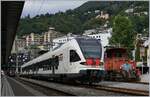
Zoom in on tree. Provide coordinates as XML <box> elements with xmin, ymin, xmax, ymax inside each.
<box><xmin>83</xmin><ymin>18</ymin><xmax>105</xmax><ymax>30</ymax></box>
<box><xmin>135</xmin><ymin>42</ymin><xmax>141</xmax><ymax>61</ymax></box>
<box><xmin>130</xmin><ymin>15</ymin><xmax>148</xmax><ymax>36</ymax></box>
<box><xmin>109</xmin><ymin>15</ymin><xmax>135</xmax><ymax>58</ymax></box>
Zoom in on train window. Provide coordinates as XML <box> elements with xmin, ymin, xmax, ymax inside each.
<box><xmin>76</xmin><ymin>38</ymin><xmax>102</xmax><ymax>59</ymax></box>
<box><xmin>70</xmin><ymin>50</ymin><xmax>81</xmax><ymax>62</ymax></box>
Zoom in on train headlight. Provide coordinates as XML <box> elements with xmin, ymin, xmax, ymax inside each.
<box><xmin>86</xmin><ymin>58</ymin><xmax>94</xmax><ymax>65</ymax></box>
<box><xmin>95</xmin><ymin>58</ymin><xmax>100</xmax><ymax>66</ymax></box>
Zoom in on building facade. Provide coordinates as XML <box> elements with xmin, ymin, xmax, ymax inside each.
<box><xmin>25</xmin><ymin>33</ymin><xmax>44</xmax><ymax>46</ymax></box>
<box><xmin>53</xmin><ymin>34</ymin><xmax>74</xmax><ymax>49</ymax></box>
<box><xmin>83</xmin><ymin>28</ymin><xmax>112</xmax><ymax>47</ymax></box>
<box><xmin>43</xmin><ymin>27</ymin><xmax>64</xmax><ymax>50</ymax></box>
<box><xmin>53</xmin><ymin>28</ymin><xmax>112</xmax><ymax>49</ymax></box>
<box><xmin>96</xmin><ymin>11</ymin><xmax>109</xmax><ymax>20</ymax></box>
<box><xmin>11</xmin><ymin>36</ymin><xmax>26</xmax><ymax>53</ymax></box>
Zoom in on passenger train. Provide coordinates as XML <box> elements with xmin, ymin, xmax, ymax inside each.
<box><xmin>20</xmin><ymin>37</ymin><xmax>105</xmax><ymax>84</ymax></box>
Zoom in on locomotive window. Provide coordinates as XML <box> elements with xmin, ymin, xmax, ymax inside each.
<box><xmin>107</xmin><ymin>53</ymin><xmax>112</xmax><ymax>58</ymax></box>
<box><xmin>70</xmin><ymin>50</ymin><xmax>81</xmax><ymax>62</ymax></box>
<box><xmin>116</xmin><ymin>53</ymin><xmax>122</xmax><ymax>57</ymax></box>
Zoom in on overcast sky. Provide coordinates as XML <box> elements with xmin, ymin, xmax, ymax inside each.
<box><xmin>21</xmin><ymin>0</ymin><xmax>88</xmax><ymax>18</ymax></box>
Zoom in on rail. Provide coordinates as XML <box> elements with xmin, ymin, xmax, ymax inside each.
<box><xmin>18</xmin><ymin>77</ymin><xmax>149</xmax><ymax>96</ymax></box>
<box><xmin>17</xmin><ymin>77</ymin><xmax>76</xmax><ymax>96</ymax></box>
<box><xmin>89</xmin><ymin>84</ymin><xmax>149</xmax><ymax>96</ymax></box>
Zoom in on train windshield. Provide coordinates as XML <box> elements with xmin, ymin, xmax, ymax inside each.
<box><xmin>76</xmin><ymin>38</ymin><xmax>102</xmax><ymax>59</ymax></box>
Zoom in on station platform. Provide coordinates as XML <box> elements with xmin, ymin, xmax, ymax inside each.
<box><xmin>140</xmin><ymin>73</ymin><xmax>149</xmax><ymax>83</ymax></box>
<box><xmin>1</xmin><ymin>75</ymin><xmax>14</xmax><ymax>96</ymax></box>
<box><xmin>1</xmin><ymin>75</ymin><xmax>44</xmax><ymax>96</ymax></box>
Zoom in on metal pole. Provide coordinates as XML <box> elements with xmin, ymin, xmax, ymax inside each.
<box><xmin>142</xmin><ymin>57</ymin><xmax>143</xmax><ymax>75</ymax></box>
<box><xmin>15</xmin><ymin>38</ymin><xmax>19</xmax><ymax>75</ymax></box>
<box><xmin>16</xmin><ymin>54</ymin><xmax>18</xmax><ymax>74</ymax></box>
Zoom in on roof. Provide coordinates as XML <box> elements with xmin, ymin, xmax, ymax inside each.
<box><xmin>1</xmin><ymin>1</ymin><xmax>24</xmax><ymax>66</ymax></box>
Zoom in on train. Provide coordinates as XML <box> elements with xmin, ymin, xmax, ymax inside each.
<box><xmin>20</xmin><ymin>37</ymin><xmax>105</xmax><ymax>84</ymax></box>
<box><xmin>104</xmin><ymin>47</ymin><xmax>141</xmax><ymax>81</ymax></box>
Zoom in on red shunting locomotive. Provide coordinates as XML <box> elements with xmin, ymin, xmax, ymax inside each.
<box><xmin>104</xmin><ymin>47</ymin><xmax>141</xmax><ymax>81</ymax></box>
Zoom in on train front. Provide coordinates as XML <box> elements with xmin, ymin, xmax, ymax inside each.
<box><xmin>76</xmin><ymin>38</ymin><xmax>105</xmax><ymax>84</ymax></box>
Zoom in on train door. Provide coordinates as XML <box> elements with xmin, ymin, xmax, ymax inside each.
<box><xmin>69</xmin><ymin>50</ymin><xmax>81</xmax><ymax>73</ymax></box>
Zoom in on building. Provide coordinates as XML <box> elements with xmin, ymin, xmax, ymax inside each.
<box><xmin>148</xmin><ymin>40</ymin><xmax>150</xmax><ymax>67</ymax></box>
<box><xmin>43</xmin><ymin>27</ymin><xmax>54</xmax><ymax>43</ymax></box>
<box><xmin>96</xmin><ymin>11</ymin><xmax>109</xmax><ymax>20</ymax></box>
<box><xmin>143</xmin><ymin>39</ymin><xmax>150</xmax><ymax>67</ymax></box>
<box><xmin>86</xmin><ymin>32</ymin><xmax>111</xmax><ymax>47</ymax></box>
<box><xmin>125</xmin><ymin>8</ymin><xmax>134</xmax><ymax>13</ymax></box>
<box><xmin>83</xmin><ymin>28</ymin><xmax>112</xmax><ymax>47</ymax></box>
<box><xmin>11</xmin><ymin>36</ymin><xmax>26</xmax><ymax>53</ymax></box>
<box><xmin>53</xmin><ymin>28</ymin><xmax>112</xmax><ymax>49</ymax></box>
<box><xmin>43</xmin><ymin>27</ymin><xmax>64</xmax><ymax>50</ymax></box>
<box><xmin>25</xmin><ymin>33</ymin><xmax>44</xmax><ymax>46</ymax></box>
<box><xmin>135</xmin><ymin>34</ymin><xmax>149</xmax><ymax>67</ymax></box>
<box><xmin>53</xmin><ymin>33</ymin><xmax>75</xmax><ymax>49</ymax></box>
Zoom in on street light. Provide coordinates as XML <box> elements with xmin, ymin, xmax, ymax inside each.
<box><xmin>10</xmin><ymin>59</ymin><xmax>13</xmax><ymax>62</ymax></box>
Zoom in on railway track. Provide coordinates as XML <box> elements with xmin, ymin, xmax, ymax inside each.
<box><xmin>16</xmin><ymin>78</ymin><xmax>76</xmax><ymax>96</ymax></box>
<box><xmin>18</xmin><ymin>77</ymin><xmax>149</xmax><ymax>96</ymax></box>
<box><xmin>126</xmin><ymin>81</ymin><xmax>149</xmax><ymax>85</ymax></box>
<box><xmin>114</xmin><ymin>80</ymin><xmax>149</xmax><ymax>85</ymax></box>
<box><xmin>87</xmin><ymin>84</ymin><xmax>149</xmax><ymax>96</ymax></box>
<box><xmin>60</xmin><ymin>81</ymin><xmax>149</xmax><ymax>96</ymax></box>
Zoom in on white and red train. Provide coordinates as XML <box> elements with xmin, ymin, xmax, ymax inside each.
<box><xmin>20</xmin><ymin>37</ymin><xmax>105</xmax><ymax>84</ymax></box>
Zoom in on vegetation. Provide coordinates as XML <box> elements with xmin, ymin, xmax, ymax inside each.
<box><xmin>135</xmin><ymin>42</ymin><xmax>141</xmax><ymax>61</ymax></box>
<box><xmin>17</xmin><ymin>1</ymin><xmax>149</xmax><ymax>39</ymax></box>
<box><xmin>109</xmin><ymin>15</ymin><xmax>135</xmax><ymax>58</ymax></box>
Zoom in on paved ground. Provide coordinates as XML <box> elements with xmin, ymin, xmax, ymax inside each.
<box><xmin>140</xmin><ymin>73</ymin><xmax>149</xmax><ymax>82</ymax></box>
<box><xmin>1</xmin><ymin>74</ymin><xmax>149</xmax><ymax>96</ymax></box>
<box><xmin>1</xmin><ymin>75</ymin><xmax>44</xmax><ymax>96</ymax></box>
<box><xmin>1</xmin><ymin>75</ymin><xmax>14</xmax><ymax>96</ymax></box>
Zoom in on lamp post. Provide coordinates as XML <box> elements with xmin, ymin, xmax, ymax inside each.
<box><xmin>16</xmin><ymin>54</ymin><xmax>19</xmax><ymax>74</ymax></box>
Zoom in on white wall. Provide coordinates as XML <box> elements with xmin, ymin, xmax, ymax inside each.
<box><xmin>87</xmin><ymin>32</ymin><xmax>111</xmax><ymax>47</ymax></box>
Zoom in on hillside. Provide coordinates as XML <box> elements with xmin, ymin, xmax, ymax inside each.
<box><xmin>17</xmin><ymin>1</ymin><xmax>149</xmax><ymax>37</ymax></box>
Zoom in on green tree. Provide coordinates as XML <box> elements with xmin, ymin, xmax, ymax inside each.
<box><xmin>130</xmin><ymin>15</ymin><xmax>148</xmax><ymax>36</ymax></box>
<box><xmin>135</xmin><ymin>42</ymin><xmax>141</xmax><ymax>61</ymax></box>
<box><xmin>110</xmin><ymin>15</ymin><xmax>135</xmax><ymax>58</ymax></box>
<box><xmin>83</xmin><ymin>18</ymin><xmax>105</xmax><ymax>30</ymax></box>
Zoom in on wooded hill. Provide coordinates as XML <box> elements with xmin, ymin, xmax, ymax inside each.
<box><xmin>17</xmin><ymin>1</ymin><xmax>149</xmax><ymax>37</ymax></box>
